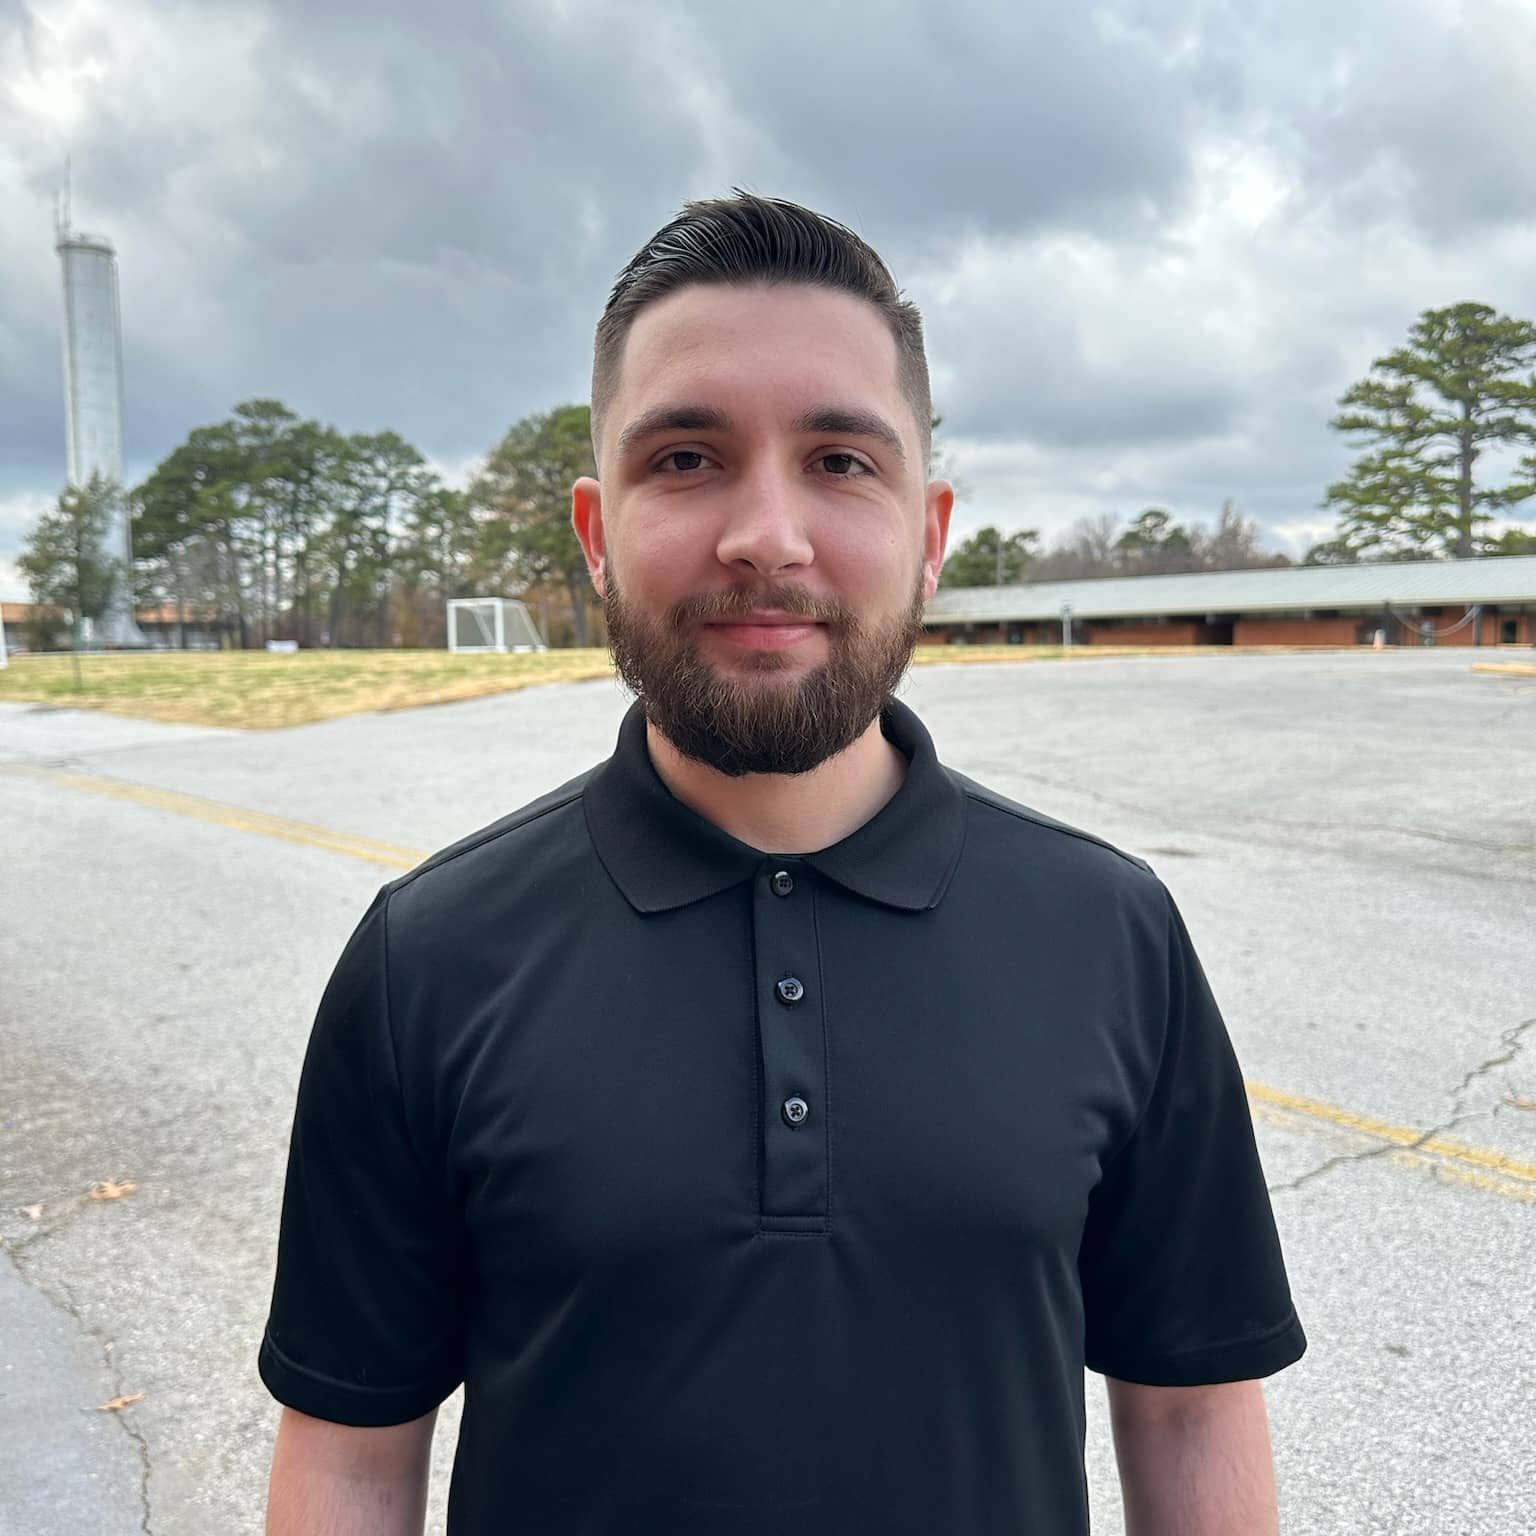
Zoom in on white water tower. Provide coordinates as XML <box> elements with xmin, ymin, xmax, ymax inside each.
<box><xmin>56</xmin><ymin>181</ymin><xmax>144</xmax><ymax>646</ymax></box>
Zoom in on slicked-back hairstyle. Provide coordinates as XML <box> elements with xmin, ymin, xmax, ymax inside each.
<box><xmin>592</xmin><ymin>190</ymin><xmax>933</xmax><ymax>469</ymax></box>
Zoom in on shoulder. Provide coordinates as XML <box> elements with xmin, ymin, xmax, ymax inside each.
<box><xmin>948</xmin><ymin>766</ymin><xmax>1155</xmax><ymax>876</ymax></box>
<box><xmin>383</xmin><ymin>765</ymin><xmax>599</xmax><ymax>934</ymax></box>
<box><xmin>946</xmin><ymin>765</ymin><xmax>1166</xmax><ymax>907</ymax></box>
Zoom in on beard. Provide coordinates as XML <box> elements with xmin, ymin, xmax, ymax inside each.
<box><xmin>602</xmin><ymin>560</ymin><xmax>929</xmax><ymax>777</ymax></box>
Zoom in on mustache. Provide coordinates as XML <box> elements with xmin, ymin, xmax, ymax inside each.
<box><xmin>669</xmin><ymin>587</ymin><xmax>849</xmax><ymax>629</ymax></box>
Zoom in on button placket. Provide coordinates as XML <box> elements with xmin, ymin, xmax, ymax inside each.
<box><xmin>752</xmin><ymin>857</ymin><xmax>827</xmax><ymax>1231</ymax></box>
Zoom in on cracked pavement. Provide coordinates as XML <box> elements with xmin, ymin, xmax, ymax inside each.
<box><xmin>1</xmin><ymin>649</ymin><xmax>1533</xmax><ymax>1535</ymax></box>
<box><xmin>1265</xmin><ymin>1012</ymin><xmax>1536</xmax><ymax>1199</ymax></box>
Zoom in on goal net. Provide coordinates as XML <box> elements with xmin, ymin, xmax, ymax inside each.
<box><xmin>446</xmin><ymin>597</ymin><xmax>546</xmax><ymax>654</ymax></box>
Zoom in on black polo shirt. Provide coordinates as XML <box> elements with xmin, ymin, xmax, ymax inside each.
<box><xmin>259</xmin><ymin>693</ymin><xmax>1306</xmax><ymax>1534</ymax></box>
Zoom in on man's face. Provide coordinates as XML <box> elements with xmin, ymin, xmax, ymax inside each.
<box><xmin>572</xmin><ymin>282</ymin><xmax>952</xmax><ymax>777</ymax></box>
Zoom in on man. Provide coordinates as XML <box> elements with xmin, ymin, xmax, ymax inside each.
<box><xmin>260</xmin><ymin>192</ymin><xmax>1306</xmax><ymax>1534</ymax></box>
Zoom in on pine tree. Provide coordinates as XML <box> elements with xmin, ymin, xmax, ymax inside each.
<box><xmin>16</xmin><ymin>473</ymin><xmax>124</xmax><ymax>685</ymax></box>
<box><xmin>1325</xmin><ymin>302</ymin><xmax>1536</xmax><ymax>559</ymax></box>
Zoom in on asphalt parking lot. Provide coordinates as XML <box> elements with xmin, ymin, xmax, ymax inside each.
<box><xmin>1</xmin><ymin>648</ymin><xmax>1532</xmax><ymax>1535</ymax></box>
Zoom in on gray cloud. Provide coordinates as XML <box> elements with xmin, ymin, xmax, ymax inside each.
<box><xmin>5</xmin><ymin>0</ymin><xmax>1536</xmax><ymax>598</ymax></box>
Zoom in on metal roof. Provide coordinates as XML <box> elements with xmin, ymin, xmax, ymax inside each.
<box><xmin>922</xmin><ymin>555</ymin><xmax>1536</xmax><ymax>624</ymax></box>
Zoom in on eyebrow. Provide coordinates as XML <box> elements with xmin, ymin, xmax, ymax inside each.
<box><xmin>790</xmin><ymin>405</ymin><xmax>907</xmax><ymax>465</ymax></box>
<box><xmin>614</xmin><ymin>401</ymin><xmax>909</xmax><ymax>465</ymax></box>
<box><xmin>615</xmin><ymin>405</ymin><xmax>733</xmax><ymax>459</ymax></box>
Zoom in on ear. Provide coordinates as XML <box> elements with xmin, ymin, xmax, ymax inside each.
<box><xmin>571</xmin><ymin>477</ymin><xmax>607</xmax><ymax>597</ymax></box>
<box><xmin>921</xmin><ymin>479</ymin><xmax>955</xmax><ymax>601</ymax></box>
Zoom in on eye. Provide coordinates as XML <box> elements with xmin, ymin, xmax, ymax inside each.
<box><xmin>815</xmin><ymin>452</ymin><xmax>874</xmax><ymax>478</ymax></box>
<box><xmin>654</xmin><ymin>449</ymin><xmax>716</xmax><ymax>474</ymax></box>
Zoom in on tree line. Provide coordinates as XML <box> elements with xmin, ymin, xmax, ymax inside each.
<box><xmin>939</xmin><ymin>500</ymin><xmax>1289</xmax><ymax>589</ymax></box>
<box><xmin>20</xmin><ymin>300</ymin><xmax>1536</xmax><ymax>644</ymax></box>
<box><xmin>19</xmin><ymin>400</ymin><xmax>600</xmax><ymax>651</ymax></box>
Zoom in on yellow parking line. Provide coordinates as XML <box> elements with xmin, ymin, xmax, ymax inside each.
<box><xmin>0</xmin><ymin>764</ymin><xmax>424</xmax><ymax>871</ymax></box>
<box><xmin>7</xmin><ymin>761</ymin><xmax>1533</xmax><ymax>1200</ymax></box>
<box><xmin>1248</xmin><ymin>1084</ymin><xmax>1536</xmax><ymax>1203</ymax></box>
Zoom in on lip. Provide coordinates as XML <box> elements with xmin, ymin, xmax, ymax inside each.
<box><xmin>704</xmin><ymin>619</ymin><xmax>825</xmax><ymax>651</ymax></box>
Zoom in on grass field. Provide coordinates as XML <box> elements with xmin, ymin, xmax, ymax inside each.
<box><xmin>0</xmin><ymin>642</ymin><xmax>1357</xmax><ymax>730</ymax></box>
<box><xmin>0</xmin><ymin>649</ymin><xmax>622</xmax><ymax>729</ymax></box>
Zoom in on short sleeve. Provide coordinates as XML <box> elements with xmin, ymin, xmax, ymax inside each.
<box><xmin>258</xmin><ymin>884</ymin><xmax>467</xmax><ymax>1425</ymax></box>
<box><xmin>1078</xmin><ymin>884</ymin><xmax>1307</xmax><ymax>1386</ymax></box>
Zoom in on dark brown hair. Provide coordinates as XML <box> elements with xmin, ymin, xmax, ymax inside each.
<box><xmin>592</xmin><ymin>189</ymin><xmax>933</xmax><ymax>467</ymax></box>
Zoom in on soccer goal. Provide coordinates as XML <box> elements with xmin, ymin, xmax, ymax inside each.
<box><xmin>446</xmin><ymin>597</ymin><xmax>547</xmax><ymax>654</ymax></box>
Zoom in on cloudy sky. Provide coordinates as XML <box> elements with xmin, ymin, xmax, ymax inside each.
<box><xmin>6</xmin><ymin>0</ymin><xmax>1536</xmax><ymax>600</ymax></box>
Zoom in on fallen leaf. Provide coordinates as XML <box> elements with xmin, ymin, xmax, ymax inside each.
<box><xmin>86</xmin><ymin>1180</ymin><xmax>136</xmax><ymax>1201</ymax></box>
<box><xmin>20</xmin><ymin>1203</ymin><xmax>43</xmax><ymax>1221</ymax></box>
<box><xmin>1504</xmin><ymin>1093</ymin><xmax>1536</xmax><ymax>1111</ymax></box>
<box><xmin>94</xmin><ymin>1393</ymin><xmax>144</xmax><ymax>1413</ymax></box>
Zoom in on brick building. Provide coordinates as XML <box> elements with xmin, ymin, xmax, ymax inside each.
<box><xmin>0</xmin><ymin>600</ymin><xmax>221</xmax><ymax>656</ymax></box>
<box><xmin>922</xmin><ymin>555</ymin><xmax>1536</xmax><ymax>649</ymax></box>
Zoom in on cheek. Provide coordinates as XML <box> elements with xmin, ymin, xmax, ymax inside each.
<box><xmin>814</xmin><ymin>519</ymin><xmax>912</xmax><ymax>596</ymax></box>
<box><xmin>612</xmin><ymin>515</ymin><xmax>711</xmax><ymax>602</ymax></box>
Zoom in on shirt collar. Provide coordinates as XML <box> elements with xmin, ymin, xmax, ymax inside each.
<box><xmin>583</xmin><ymin>695</ymin><xmax>967</xmax><ymax>915</ymax></box>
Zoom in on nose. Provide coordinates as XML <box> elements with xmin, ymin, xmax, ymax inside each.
<box><xmin>713</xmin><ymin>458</ymin><xmax>815</xmax><ymax>578</ymax></box>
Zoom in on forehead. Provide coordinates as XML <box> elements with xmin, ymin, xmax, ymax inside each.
<box><xmin>611</xmin><ymin>283</ymin><xmax>908</xmax><ymax>433</ymax></box>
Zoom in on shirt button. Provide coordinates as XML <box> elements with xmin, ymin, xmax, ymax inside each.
<box><xmin>782</xmin><ymin>1095</ymin><xmax>809</xmax><ymax>1127</ymax></box>
<box><xmin>771</xmin><ymin>870</ymin><xmax>794</xmax><ymax>897</ymax></box>
<box><xmin>775</xmin><ymin>976</ymin><xmax>805</xmax><ymax>1005</ymax></box>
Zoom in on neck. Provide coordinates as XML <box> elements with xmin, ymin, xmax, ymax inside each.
<box><xmin>644</xmin><ymin>710</ymin><xmax>909</xmax><ymax>855</ymax></box>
